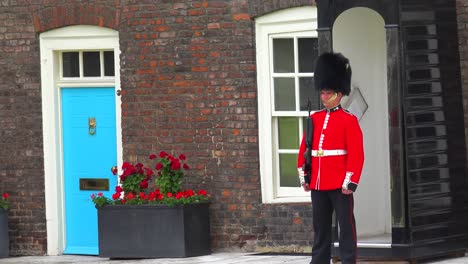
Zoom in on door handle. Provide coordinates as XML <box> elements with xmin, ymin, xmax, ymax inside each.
<box><xmin>88</xmin><ymin>117</ymin><xmax>96</xmax><ymax>135</ymax></box>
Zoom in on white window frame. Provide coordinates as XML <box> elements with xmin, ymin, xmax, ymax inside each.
<box><xmin>59</xmin><ymin>50</ymin><xmax>116</xmax><ymax>79</ymax></box>
<box><xmin>256</xmin><ymin>6</ymin><xmax>318</xmax><ymax>203</ymax></box>
<box><xmin>40</xmin><ymin>25</ymin><xmax>122</xmax><ymax>255</ymax></box>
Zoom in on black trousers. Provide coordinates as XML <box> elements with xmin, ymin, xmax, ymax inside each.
<box><xmin>310</xmin><ymin>189</ymin><xmax>357</xmax><ymax>264</ymax></box>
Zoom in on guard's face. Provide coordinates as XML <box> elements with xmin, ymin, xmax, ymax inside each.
<box><xmin>320</xmin><ymin>90</ymin><xmax>343</xmax><ymax>109</ymax></box>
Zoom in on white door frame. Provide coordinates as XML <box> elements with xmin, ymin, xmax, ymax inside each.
<box><xmin>39</xmin><ymin>25</ymin><xmax>122</xmax><ymax>255</ymax></box>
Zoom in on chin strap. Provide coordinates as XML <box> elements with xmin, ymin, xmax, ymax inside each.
<box><xmin>326</xmin><ymin>92</ymin><xmax>338</xmax><ymax>103</ymax></box>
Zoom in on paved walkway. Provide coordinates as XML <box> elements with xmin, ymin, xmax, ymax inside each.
<box><xmin>0</xmin><ymin>252</ymin><xmax>467</xmax><ymax>264</ymax></box>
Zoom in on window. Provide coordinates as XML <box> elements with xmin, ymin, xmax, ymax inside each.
<box><xmin>61</xmin><ymin>50</ymin><xmax>115</xmax><ymax>78</ymax></box>
<box><xmin>256</xmin><ymin>6</ymin><xmax>318</xmax><ymax>203</ymax></box>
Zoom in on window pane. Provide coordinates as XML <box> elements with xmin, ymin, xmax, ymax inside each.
<box><xmin>104</xmin><ymin>51</ymin><xmax>115</xmax><ymax>76</ymax></box>
<box><xmin>274</xmin><ymin>78</ymin><xmax>295</xmax><ymax>111</ymax></box>
<box><xmin>298</xmin><ymin>38</ymin><xmax>318</xmax><ymax>73</ymax></box>
<box><xmin>273</xmin><ymin>38</ymin><xmax>294</xmax><ymax>73</ymax></box>
<box><xmin>278</xmin><ymin>117</ymin><xmax>299</xmax><ymax>149</ymax></box>
<box><xmin>62</xmin><ymin>52</ymin><xmax>79</xmax><ymax>77</ymax></box>
<box><xmin>83</xmin><ymin>52</ymin><xmax>101</xmax><ymax>77</ymax></box>
<box><xmin>299</xmin><ymin>77</ymin><xmax>320</xmax><ymax>111</ymax></box>
<box><xmin>279</xmin><ymin>153</ymin><xmax>299</xmax><ymax>187</ymax></box>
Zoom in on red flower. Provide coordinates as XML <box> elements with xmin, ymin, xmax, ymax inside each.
<box><xmin>198</xmin><ymin>190</ymin><xmax>207</xmax><ymax>196</ymax></box>
<box><xmin>140</xmin><ymin>179</ymin><xmax>148</xmax><ymax>189</ymax></box>
<box><xmin>139</xmin><ymin>192</ymin><xmax>146</xmax><ymax>200</ymax></box>
<box><xmin>149</xmin><ymin>154</ymin><xmax>157</xmax><ymax>160</ymax></box>
<box><xmin>98</xmin><ymin>192</ymin><xmax>103</xmax><ymax>197</ymax></box>
<box><xmin>166</xmin><ymin>192</ymin><xmax>173</xmax><ymax>198</ymax></box>
<box><xmin>126</xmin><ymin>192</ymin><xmax>135</xmax><ymax>200</ymax></box>
<box><xmin>159</xmin><ymin>151</ymin><xmax>168</xmax><ymax>158</ymax></box>
<box><xmin>155</xmin><ymin>162</ymin><xmax>163</xmax><ymax>170</ymax></box>
<box><xmin>111</xmin><ymin>166</ymin><xmax>118</xmax><ymax>175</ymax></box>
<box><xmin>122</xmin><ymin>161</ymin><xmax>131</xmax><ymax>169</ymax></box>
<box><xmin>145</xmin><ymin>169</ymin><xmax>153</xmax><ymax>178</ymax></box>
<box><xmin>90</xmin><ymin>194</ymin><xmax>95</xmax><ymax>199</ymax></box>
<box><xmin>112</xmin><ymin>192</ymin><xmax>121</xmax><ymax>200</ymax></box>
<box><xmin>3</xmin><ymin>193</ymin><xmax>9</xmax><ymax>199</ymax></box>
<box><xmin>122</xmin><ymin>165</ymin><xmax>136</xmax><ymax>177</ymax></box>
<box><xmin>185</xmin><ymin>189</ymin><xmax>195</xmax><ymax>196</ymax></box>
<box><xmin>179</xmin><ymin>154</ymin><xmax>186</xmax><ymax>160</ymax></box>
<box><xmin>171</xmin><ymin>160</ymin><xmax>181</xmax><ymax>170</ymax></box>
<box><xmin>183</xmin><ymin>163</ymin><xmax>190</xmax><ymax>170</ymax></box>
<box><xmin>115</xmin><ymin>186</ymin><xmax>123</xmax><ymax>193</ymax></box>
<box><xmin>176</xmin><ymin>192</ymin><xmax>183</xmax><ymax>199</ymax></box>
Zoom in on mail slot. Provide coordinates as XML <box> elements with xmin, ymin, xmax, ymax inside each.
<box><xmin>79</xmin><ymin>178</ymin><xmax>109</xmax><ymax>191</ymax></box>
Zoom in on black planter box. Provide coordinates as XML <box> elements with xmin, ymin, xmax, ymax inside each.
<box><xmin>0</xmin><ymin>209</ymin><xmax>8</xmax><ymax>258</ymax></box>
<box><xmin>97</xmin><ymin>203</ymin><xmax>211</xmax><ymax>258</ymax></box>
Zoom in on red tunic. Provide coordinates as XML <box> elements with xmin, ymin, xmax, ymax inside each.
<box><xmin>297</xmin><ymin>106</ymin><xmax>364</xmax><ymax>191</ymax></box>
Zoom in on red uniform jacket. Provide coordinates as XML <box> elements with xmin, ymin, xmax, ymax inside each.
<box><xmin>297</xmin><ymin>105</ymin><xmax>364</xmax><ymax>191</ymax></box>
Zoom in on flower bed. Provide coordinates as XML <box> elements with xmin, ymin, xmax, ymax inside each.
<box><xmin>91</xmin><ymin>151</ymin><xmax>209</xmax><ymax>207</ymax></box>
<box><xmin>91</xmin><ymin>151</ymin><xmax>211</xmax><ymax>258</ymax></box>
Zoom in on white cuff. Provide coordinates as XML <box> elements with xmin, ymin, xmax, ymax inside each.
<box><xmin>342</xmin><ymin>172</ymin><xmax>353</xmax><ymax>189</ymax></box>
<box><xmin>298</xmin><ymin>168</ymin><xmax>305</xmax><ymax>185</ymax></box>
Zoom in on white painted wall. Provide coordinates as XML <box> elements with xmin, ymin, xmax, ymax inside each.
<box><xmin>333</xmin><ymin>8</ymin><xmax>392</xmax><ymax>237</ymax></box>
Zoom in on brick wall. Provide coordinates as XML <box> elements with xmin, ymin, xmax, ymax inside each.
<box><xmin>0</xmin><ymin>0</ymin><xmax>120</xmax><ymax>256</ymax></box>
<box><xmin>5</xmin><ymin>0</ymin><xmax>467</xmax><ymax>257</ymax></box>
<box><xmin>118</xmin><ymin>1</ymin><xmax>262</xmax><ymax>250</ymax></box>
<box><xmin>456</xmin><ymin>0</ymin><xmax>468</xmax><ymax>168</ymax></box>
<box><xmin>118</xmin><ymin>0</ymin><xmax>315</xmax><ymax>252</ymax></box>
<box><xmin>0</xmin><ymin>0</ymin><xmax>316</xmax><ymax>256</ymax></box>
<box><xmin>0</xmin><ymin>2</ymin><xmax>45</xmax><ymax>255</ymax></box>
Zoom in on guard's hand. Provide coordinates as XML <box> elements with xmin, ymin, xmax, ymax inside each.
<box><xmin>342</xmin><ymin>189</ymin><xmax>353</xmax><ymax>195</ymax></box>
<box><xmin>302</xmin><ymin>183</ymin><xmax>311</xmax><ymax>192</ymax></box>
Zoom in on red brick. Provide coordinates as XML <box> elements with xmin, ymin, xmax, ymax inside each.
<box><xmin>153</xmin><ymin>25</ymin><xmax>170</xmax><ymax>31</ymax></box>
<box><xmin>189</xmin><ymin>10</ymin><xmax>204</xmax><ymax>16</ymax></box>
<box><xmin>222</xmin><ymin>190</ymin><xmax>231</xmax><ymax>197</ymax></box>
<box><xmin>208</xmin><ymin>23</ymin><xmax>220</xmax><ymax>29</ymax></box>
<box><xmin>192</xmin><ymin>66</ymin><xmax>208</xmax><ymax>72</ymax></box>
<box><xmin>137</xmin><ymin>69</ymin><xmax>154</xmax><ymax>75</ymax></box>
<box><xmin>233</xmin><ymin>13</ymin><xmax>250</xmax><ymax>21</ymax></box>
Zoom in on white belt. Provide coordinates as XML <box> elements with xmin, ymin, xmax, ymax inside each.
<box><xmin>312</xmin><ymin>149</ymin><xmax>347</xmax><ymax>157</ymax></box>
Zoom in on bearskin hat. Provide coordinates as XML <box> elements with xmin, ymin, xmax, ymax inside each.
<box><xmin>314</xmin><ymin>52</ymin><xmax>352</xmax><ymax>96</ymax></box>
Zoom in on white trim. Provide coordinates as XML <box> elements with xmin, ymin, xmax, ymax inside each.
<box><xmin>334</xmin><ymin>242</ymin><xmax>392</xmax><ymax>248</ymax></box>
<box><xmin>40</xmin><ymin>25</ymin><xmax>122</xmax><ymax>255</ymax></box>
<box><xmin>255</xmin><ymin>7</ymin><xmax>317</xmax><ymax>203</ymax></box>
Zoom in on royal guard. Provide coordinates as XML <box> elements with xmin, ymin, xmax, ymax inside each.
<box><xmin>297</xmin><ymin>52</ymin><xmax>364</xmax><ymax>264</ymax></box>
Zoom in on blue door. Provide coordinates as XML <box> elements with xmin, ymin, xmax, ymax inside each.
<box><xmin>61</xmin><ymin>87</ymin><xmax>117</xmax><ymax>255</ymax></box>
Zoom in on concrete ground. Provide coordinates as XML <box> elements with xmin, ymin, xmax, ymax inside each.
<box><xmin>0</xmin><ymin>252</ymin><xmax>467</xmax><ymax>264</ymax></box>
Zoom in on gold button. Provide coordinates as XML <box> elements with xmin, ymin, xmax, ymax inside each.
<box><xmin>317</xmin><ymin>150</ymin><xmax>324</xmax><ymax>157</ymax></box>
